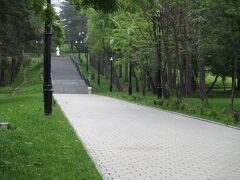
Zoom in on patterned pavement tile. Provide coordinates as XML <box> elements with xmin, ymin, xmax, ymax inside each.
<box><xmin>54</xmin><ymin>94</ymin><xmax>240</xmax><ymax>180</ymax></box>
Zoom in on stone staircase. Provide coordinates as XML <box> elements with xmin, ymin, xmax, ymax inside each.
<box><xmin>51</xmin><ymin>57</ymin><xmax>89</xmax><ymax>94</ymax></box>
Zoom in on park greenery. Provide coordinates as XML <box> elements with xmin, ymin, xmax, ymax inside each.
<box><xmin>0</xmin><ymin>0</ymin><xmax>64</xmax><ymax>86</ymax></box>
<box><xmin>72</xmin><ymin>53</ymin><xmax>239</xmax><ymax>127</ymax></box>
<box><xmin>0</xmin><ymin>0</ymin><xmax>239</xmax><ymax>178</ymax></box>
<box><xmin>64</xmin><ymin>0</ymin><xmax>240</xmax><ymax>125</ymax></box>
<box><xmin>0</xmin><ymin>0</ymin><xmax>239</xmax><ymax>124</ymax></box>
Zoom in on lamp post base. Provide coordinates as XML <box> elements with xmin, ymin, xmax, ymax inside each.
<box><xmin>129</xmin><ymin>86</ymin><xmax>132</xmax><ymax>95</ymax></box>
<box><xmin>44</xmin><ymin>88</ymin><xmax>53</xmax><ymax>115</ymax></box>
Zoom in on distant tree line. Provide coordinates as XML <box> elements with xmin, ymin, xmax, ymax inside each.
<box><xmin>0</xmin><ymin>0</ymin><xmax>64</xmax><ymax>86</ymax></box>
<box><xmin>68</xmin><ymin>0</ymin><xmax>240</xmax><ymax>108</ymax></box>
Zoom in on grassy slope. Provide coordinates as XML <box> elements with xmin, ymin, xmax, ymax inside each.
<box><xmin>75</xmin><ymin>54</ymin><xmax>240</xmax><ymax>127</ymax></box>
<box><xmin>0</xmin><ymin>59</ymin><xmax>101</xmax><ymax>180</ymax></box>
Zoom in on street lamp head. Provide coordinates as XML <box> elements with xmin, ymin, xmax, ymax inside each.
<box><xmin>36</xmin><ymin>40</ymin><xmax>39</xmax><ymax>44</ymax></box>
<box><xmin>110</xmin><ymin>56</ymin><xmax>113</xmax><ymax>61</ymax></box>
<box><xmin>79</xmin><ymin>31</ymin><xmax>85</xmax><ymax>36</ymax></box>
<box><xmin>75</xmin><ymin>40</ymin><xmax>78</xmax><ymax>44</ymax></box>
<box><xmin>80</xmin><ymin>41</ymin><xmax>83</xmax><ymax>44</ymax></box>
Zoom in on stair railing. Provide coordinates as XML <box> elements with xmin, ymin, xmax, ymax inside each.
<box><xmin>70</xmin><ymin>54</ymin><xmax>92</xmax><ymax>88</ymax></box>
<box><xmin>70</xmin><ymin>54</ymin><xmax>83</xmax><ymax>79</ymax></box>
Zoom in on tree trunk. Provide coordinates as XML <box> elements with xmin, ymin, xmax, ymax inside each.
<box><xmin>0</xmin><ymin>53</ymin><xmax>1</xmax><ymax>84</ymax></box>
<box><xmin>91</xmin><ymin>55</ymin><xmax>95</xmax><ymax>68</ymax></box>
<box><xmin>173</xmin><ymin>26</ymin><xmax>184</xmax><ymax>98</ymax></box>
<box><xmin>198</xmin><ymin>56</ymin><xmax>208</xmax><ymax>105</ymax></box>
<box><xmin>206</xmin><ymin>74</ymin><xmax>219</xmax><ymax>93</ymax></box>
<box><xmin>185</xmin><ymin>53</ymin><xmax>192</xmax><ymax>97</ymax></box>
<box><xmin>119</xmin><ymin>64</ymin><xmax>122</xmax><ymax>79</ymax></box>
<box><xmin>231</xmin><ymin>53</ymin><xmax>238</xmax><ymax>108</ymax></box>
<box><xmin>237</xmin><ymin>66</ymin><xmax>240</xmax><ymax>91</ymax></box>
<box><xmin>113</xmin><ymin>65</ymin><xmax>122</xmax><ymax>91</ymax></box>
<box><xmin>105</xmin><ymin>55</ymin><xmax>109</xmax><ymax>79</ymax></box>
<box><xmin>0</xmin><ymin>54</ymin><xmax>7</xmax><ymax>86</ymax></box>
<box><xmin>192</xmin><ymin>77</ymin><xmax>197</xmax><ymax>92</ymax></box>
<box><xmin>10</xmin><ymin>57</ymin><xmax>17</xmax><ymax>85</ymax></box>
<box><xmin>133</xmin><ymin>67</ymin><xmax>139</xmax><ymax>92</ymax></box>
<box><xmin>153</xmin><ymin>16</ymin><xmax>162</xmax><ymax>97</ymax></box>
<box><xmin>179</xmin><ymin>52</ymin><xmax>184</xmax><ymax>96</ymax></box>
<box><xmin>86</xmin><ymin>53</ymin><xmax>89</xmax><ymax>72</ymax></box>
<box><xmin>142</xmin><ymin>71</ymin><xmax>146</xmax><ymax>97</ymax></box>
<box><xmin>129</xmin><ymin>62</ymin><xmax>132</xmax><ymax>95</ymax></box>
<box><xmin>162</xmin><ymin>27</ymin><xmax>173</xmax><ymax>92</ymax></box>
<box><xmin>162</xmin><ymin>66</ymin><xmax>170</xmax><ymax>99</ymax></box>
<box><xmin>124</xmin><ymin>63</ymin><xmax>128</xmax><ymax>82</ymax></box>
<box><xmin>97</xmin><ymin>60</ymin><xmax>100</xmax><ymax>86</ymax></box>
<box><xmin>16</xmin><ymin>53</ymin><xmax>23</xmax><ymax>75</ymax></box>
<box><xmin>146</xmin><ymin>71</ymin><xmax>156</xmax><ymax>94</ymax></box>
<box><xmin>173</xmin><ymin>62</ymin><xmax>177</xmax><ymax>90</ymax></box>
<box><xmin>167</xmin><ymin>48</ymin><xmax>173</xmax><ymax>91</ymax></box>
<box><xmin>0</xmin><ymin>53</ymin><xmax>2</xmax><ymax>86</ymax></box>
<box><xmin>223</xmin><ymin>78</ymin><xmax>226</xmax><ymax>91</ymax></box>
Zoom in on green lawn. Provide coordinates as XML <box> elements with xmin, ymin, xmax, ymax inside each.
<box><xmin>205</xmin><ymin>74</ymin><xmax>232</xmax><ymax>89</ymax></box>
<box><xmin>0</xmin><ymin>59</ymin><xmax>101</xmax><ymax>179</ymax></box>
<box><xmin>75</xmin><ymin>53</ymin><xmax>240</xmax><ymax>128</ymax></box>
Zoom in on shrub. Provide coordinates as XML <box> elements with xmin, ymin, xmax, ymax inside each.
<box><xmin>232</xmin><ymin>112</ymin><xmax>240</xmax><ymax>123</ymax></box>
<box><xmin>136</xmin><ymin>96</ymin><xmax>144</xmax><ymax>101</ymax></box>
<box><xmin>209</xmin><ymin>109</ymin><xmax>218</xmax><ymax>119</ymax></box>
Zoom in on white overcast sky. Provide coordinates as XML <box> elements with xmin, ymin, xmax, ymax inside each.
<box><xmin>52</xmin><ymin>0</ymin><xmax>65</xmax><ymax>4</ymax></box>
<box><xmin>52</xmin><ymin>0</ymin><xmax>65</xmax><ymax>15</ymax></box>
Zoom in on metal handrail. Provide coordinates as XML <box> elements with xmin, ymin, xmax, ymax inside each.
<box><xmin>70</xmin><ymin>54</ymin><xmax>83</xmax><ymax>79</ymax></box>
<box><xmin>83</xmin><ymin>73</ymin><xmax>91</xmax><ymax>87</ymax></box>
<box><xmin>70</xmin><ymin>54</ymin><xmax>91</xmax><ymax>87</ymax></box>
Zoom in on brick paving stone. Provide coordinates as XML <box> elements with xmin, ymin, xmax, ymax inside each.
<box><xmin>54</xmin><ymin>94</ymin><xmax>240</xmax><ymax>180</ymax></box>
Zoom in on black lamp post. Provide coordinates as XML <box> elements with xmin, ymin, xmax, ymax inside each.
<box><xmin>110</xmin><ymin>56</ymin><xmax>113</xmax><ymax>92</ymax></box>
<box><xmin>80</xmin><ymin>39</ymin><xmax>85</xmax><ymax>71</ymax></box>
<box><xmin>85</xmin><ymin>44</ymin><xmax>89</xmax><ymax>72</ymax></box>
<box><xmin>129</xmin><ymin>42</ymin><xmax>133</xmax><ymax>95</ymax></box>
<box><xmin>78</xmin><ymin>31</ymin><xmax>84</xmax><ymax>62</ymax></box>
<box><xmin>97</xmin><ymin>60</ymin><xmax>100</xmax><ymax>86</ymax></box>
<box><xmin>36</xmin><ymin>40</ymin><xmax>39</xmax><ymax>57</ymax></box>
<box><xmin>155</xmin><ymin>12</ymin><xmax>162</xmax><ymax>98</ymax></box>
<box><xmin>43</xmin><ymin>0</ymin><xmax>53</xmax><ymax>115</ymax></box>
<box><xmin>76</xmin><ymin>39</ymin><xmax>80</xmax><ymax>61</ymax></box>
<box><xmin>75</xmin><ymin>40</ymin><xmax>78</xmax><ymax>53</ymax></box>
<box><xmin>157</xmin><ymin>69</ymin><xmax>162</xmax><ymax>98</ymax></box>
<box><xmin>129</xmin><ymin>62</ymin><xmax>132</xmax><ymax>95</ymax></box>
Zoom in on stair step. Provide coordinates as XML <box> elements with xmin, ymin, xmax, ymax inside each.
<box><xmin>51</xmin><ymin>57</ymin><xmax>90</xmax><ymax>94</ymax></box>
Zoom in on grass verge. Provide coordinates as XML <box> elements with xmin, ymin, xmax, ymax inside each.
<box><xmin>0</xmin><ymin>59</ymin><xmax>101</xmax><ymax>179</ymax></box>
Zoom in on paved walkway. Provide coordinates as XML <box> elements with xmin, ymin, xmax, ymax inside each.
<box><xmin>54</xmin><ymin>94</ymin><xmax>240</xmax><ymax>180</ymax></box>
<box><xmin>52</xmin><ymin>57</ymin><xmax>88</xmax><ymax>94</ymax></box>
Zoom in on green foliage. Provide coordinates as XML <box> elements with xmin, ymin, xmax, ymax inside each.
<box><xmin>0</xmin><ymin>0</ymin><xmax>65</xmax><ymax>55</ymax></box>
<box><xmin>60</xmin><ymin>1</ymin><xmax>87</xmax><ymax>43</ymax></box>
<box><xmin>192</xmin><ymin>0</ymin><xmax>240</xmax><ymax>77</ymax></box>
<box><xmin>69</xmin><ymin>0</ymin><xmax>117</xmax><ymax>12</ymax></box>
<box><xmin>86</xmin><ymin>10</ymin><xmax>112</xmax><ymax>54</ymax></box>
<box><xmin>52</xmin><ymin>17</ymin><xmax>65</xmax><ymax>46</ymax></box>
